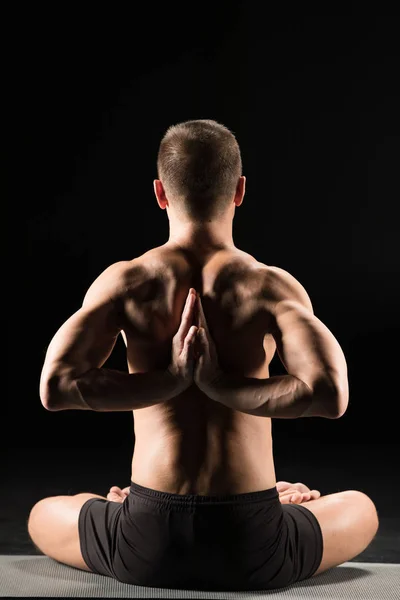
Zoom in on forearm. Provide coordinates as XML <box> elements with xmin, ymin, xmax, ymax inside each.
<box><xmin>204</xmin><ymin>373</ymin><xmax>338</xmax><ymax>418</ymax></box>
<box><xmin>45</xmin><ymin>368</ymin><xmax>183</xmax><ymax>412</ymax></box>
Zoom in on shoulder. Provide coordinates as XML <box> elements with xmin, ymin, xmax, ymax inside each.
<box><xmin>82</xmin><ymin>259</ymin><xmax>146</xmax><ymax>306</ymax></box>
<box><xmin>255</xmin><ymin>263</ymin><xmax>314</xmax><ymax>313</ymax></box>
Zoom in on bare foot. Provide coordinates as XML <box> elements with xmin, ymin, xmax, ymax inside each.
<box><xmin>276</xmin><ymin>481</ymin><xmax>321</xmax><ymax>504</ymax></box>
<box><xmin>107</xmin><ymin>486</ymin><xmax>130</xmax><ymax>503</ymax></box>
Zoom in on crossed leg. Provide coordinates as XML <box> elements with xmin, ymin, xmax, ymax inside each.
<box><xmin>27</xmin><ymin>483</ymin><xmax>380</xmax><ymax>580</ymax></box>
<box><xmin>300</xmin><ymin>490</ymin><xmax>379</xmax><ymax>576</ymax></box>
<box><xmin>27</xmin><ymin>482</ymin><xmax>305</xmax><ymax>574</ymax></box>
<box><xmin>27</xmin><ymin>492</ymin><xmax>108</xmax><ymax>572</ymax></box>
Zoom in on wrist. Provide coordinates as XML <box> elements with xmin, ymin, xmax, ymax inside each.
<box><xmin>198</xmin><ymin>369</ymin><xmax>226</xmax><ymax>402</ymax></box>
<box><xmin>200</xmin><ymin>371</ymin><xmax>263</xmax><ymax>412</ymax></box>
<box><xmin>165</xmin><ymin>366</ymin><xmax>190</xmax><ymax>395</ymax></box>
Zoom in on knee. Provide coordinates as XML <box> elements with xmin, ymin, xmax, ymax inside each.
<box><xmin>344</xmin><ymin>489</ymin><xmax>378</xmax><ymax>511</ymax></box>
<box><xmin>28</xmin><ymin>498</ymin><xmax>48</xmax><ymax>525</ymax></box>
<box><xmin>27</xmin><ymin>500</ymin><xmax>46</xmax><ymax>536</ymax></box>
<box><xmin>344</xmin><ymin>490</ymin><xmax>379</xmax><ymax>532</ymax></box>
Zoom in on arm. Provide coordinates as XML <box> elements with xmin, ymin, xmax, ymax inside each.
<box><xmin>197</xmin><ymin>267</ymin><xmax>349</xmax><ymax>419</ymax></box>
<box><xmin>39</xmin><ymin>262</ymin><xmax>185</xmax><ymax>412</ymax></box>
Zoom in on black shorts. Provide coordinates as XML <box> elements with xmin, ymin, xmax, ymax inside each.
<box><xmin>79</xmin><ymin>481</ymin><xmax>323</xmax><ymax>591</ymax></box>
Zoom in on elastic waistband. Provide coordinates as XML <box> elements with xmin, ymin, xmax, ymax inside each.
<box><xmin>130</xmin><ymin>480</ymin><xmax>279</xmax><ymax>509</ymax></box>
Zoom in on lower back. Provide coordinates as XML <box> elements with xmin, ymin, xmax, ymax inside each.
<box><xmin>123</xmin><ymin>245</ymin><xmax>278</xmax><ymax>494</ymax></box>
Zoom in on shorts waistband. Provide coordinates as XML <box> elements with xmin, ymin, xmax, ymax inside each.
<box><xmin>130</xmin><ymin>480</ymin><xmax>279</xmax><ymax>509</ymax></box>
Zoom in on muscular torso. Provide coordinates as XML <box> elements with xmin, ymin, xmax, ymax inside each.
<box><xmin>120</xmin><ymin>243</ymin><xmax>278</xmax><ymax>495</ymax></box>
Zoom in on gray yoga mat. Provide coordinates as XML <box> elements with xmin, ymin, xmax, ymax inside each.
<box><xmin>1</xmin><ymin>556</ymin><xmax>399</xmax><ymax>599</ymax></box>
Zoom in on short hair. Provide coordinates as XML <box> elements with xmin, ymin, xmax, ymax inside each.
<box><xmin>157</xmin><ymin>119</ymin><xmax>242</xmax><ymax>221</ymax></box>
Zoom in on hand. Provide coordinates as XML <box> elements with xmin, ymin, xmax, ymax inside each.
<box><xmin>167</xmin><ymin>288</ymin><xmax>198</xmax><ymax>392</ymax></box>
<box><xmin>107</xmin><ymin>486</ymin><xmax>130</xmax><ymax>503</ymax></box>
<box><xmin>193</xmin><ymin>294</ymin><xmax>223</xmax><ymax>392</ymax></box>
<box><xmin>277</xmin><ymin>481</ymin><xmax>321</xmax><ymax>504</ymax></box>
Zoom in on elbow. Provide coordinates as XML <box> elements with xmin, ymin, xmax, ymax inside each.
<box><xmin>312</xmin><ymin>375</ymin><xmax>349</xmax><ymax>419</ymax></box>
<box><xmin>40</xmin><ymin>384</ymin><xmax>57</xmax><ymax>411</ymax></box>
<box><xmin>39</xmin><ymin>375</ymin><xmax>53</xmax><ymax>410</ymax></box>
<box><xmin>40</xmin><ymin>392</ymin><xmax>53</xmax><ymax>411</ymax></box>
<box><xmin>40</xmin><ymin>374</ymin><xmax>66</xmax><ymax>411</ymax></box>
<box><xmin>328</xmin><ymin>379</ymin><xmax>349</xmax><ymax>419</ymax></box>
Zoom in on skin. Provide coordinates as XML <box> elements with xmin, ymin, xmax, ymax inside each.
<box><xmin>41</xmin><ymin>175</ymin><xmax>323</xmax><ymax>498</ymax></box>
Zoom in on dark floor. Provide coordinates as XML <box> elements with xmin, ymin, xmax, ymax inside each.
<box><xmin>1</xmin><ymin>439</ymin><xmax>399</xmax><ymax>563</ymax></box>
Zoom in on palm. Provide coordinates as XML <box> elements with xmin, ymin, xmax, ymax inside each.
<box><xmin>193</xmin><ymin>295</ymin><xmax>221</xmax><ymax>388</ymax></box>
<box><xmin>168</xmin><ymin>289</ymin><xmax>198</xmax><ymax>387</ymax></box>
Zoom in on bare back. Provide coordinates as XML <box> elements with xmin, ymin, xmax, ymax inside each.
<box><xmin>118</xmin><ymin>243</ymin><xmax>279</xmax><ymax>495</ymax></box>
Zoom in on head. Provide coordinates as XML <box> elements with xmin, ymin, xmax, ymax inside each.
<box><xmin>154</xmin><ymin>119</ymin><xmax>245</xmax><ymax>225</ymax></box>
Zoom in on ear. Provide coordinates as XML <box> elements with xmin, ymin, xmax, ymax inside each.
<box><xmin>234</xmin><ymin>176</ymin><xmax>246</xmax><ymax>207</ymax></box>
<box><xmin>154</xmin><ymin>179</ymin><xmax>168</xmax><ymax>210</ymax></box>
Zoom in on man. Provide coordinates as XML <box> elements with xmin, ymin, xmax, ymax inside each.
<box><xmin>29</xmin><ymin>120</ymin><xmax>378</xmax><ymax>591</ymax></box>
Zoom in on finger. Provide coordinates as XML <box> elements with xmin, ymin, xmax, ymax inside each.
<box><xmin>193</xmin><ymin>329</ymin><xmax>202</xmax><ymax>359</ymax></box>
<box><xmin>177</xmin><ymin>289</ymin><xmax>197</xmax><ymax>341</ymax></box>
<box><xmin>197</xmin><ymin>296</ymin><xmax>211</xmax><ymax>336</ymax></box>
<box><xmin>122</xmin><ymin>487</ymin><xmax>130</xmax><ymax>496</ymax></box>
<box><xmin>182</xmin><ymin>325</ymin><xmax>198</xmax><ymax>363</ymax></box>
<box><xmin>196</xmin><ymin>327</ymin><xmax>208</xmax><ymax>351</ymax></box>
<box><xmin>184</xmin><ymin>325</ymin><xmax>198</xmax><ymax>350</ymax></box>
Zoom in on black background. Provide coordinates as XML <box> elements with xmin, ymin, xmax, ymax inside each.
<box><xmin>8</xmin><ymin>5</ymin><xmax>400</xmax><ymax>452</ymax></box>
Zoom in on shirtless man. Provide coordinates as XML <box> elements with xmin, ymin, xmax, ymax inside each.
<box><xmin>29</xmin><ymin>120</ymin><xmax>378</xmax><ymax>591</ymax></box>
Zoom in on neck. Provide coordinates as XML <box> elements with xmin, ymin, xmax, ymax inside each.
<box><xmin>166</xmin><ymin>215</ymin><xmax>236</xmax><ymax>256</ymax></box>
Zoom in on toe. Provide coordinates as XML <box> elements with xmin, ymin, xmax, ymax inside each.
<box><xmin>276</xmin><ymin>481</ymin><xmax>292</xmax><ymax>492</ymax></box>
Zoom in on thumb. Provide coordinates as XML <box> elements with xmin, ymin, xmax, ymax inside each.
<box><xmin>193</xmin><ymin>328</ymin><xmax>206</xmax><ymax>357</ymax></box>
<box><xmin>200</xmin><ymin>327</ymin><xmax>211</xmax><ymax>359</ymax></box>
<box><xmin>184</xmin><ymin>325</ymin><xmax>198</xmax><ymax>358</ymax></box>
<box><xmin>197</xmin><ymin>327</ymin><xmax>207</xmax><ymax>348</ymax></box>
<box><xmin>186</xmin><ymin>325</ymin><xmax>198</xmax><ymax>345</ymax></box>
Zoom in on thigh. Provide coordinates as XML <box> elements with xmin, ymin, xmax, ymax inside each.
<box><xmin>28</xmin><ymin>493</ymin><xmax>109</xmax><ymax>572</ymax></box>
<box><xmin>299</xmin><ymin>490</ymin><xmax>379</xmax><ymax>576</ymax></box>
